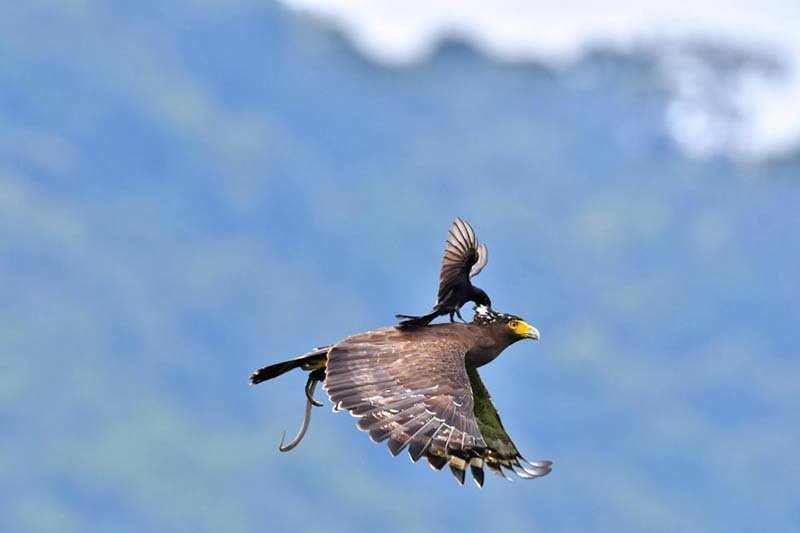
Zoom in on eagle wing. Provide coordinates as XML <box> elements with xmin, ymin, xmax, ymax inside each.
<box><xmin>436</xmin><ymin>218</ymin><xmax>488</xmax><ymax>305</ymax></box>
<box><xmin>324</xmin><ymin>326</ymin><xmax>550</xmax><ymax>485</ymax></box>
<box><xmin>467</xmin><ymin>367</ymin><xmax>552</xmax><ymax>481</ymax></box>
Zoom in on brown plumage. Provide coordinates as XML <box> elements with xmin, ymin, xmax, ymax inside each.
<box><xmin>250</xmin><ymin>306</ymin><xmax>550</xmax><ymax>486</ymax></box>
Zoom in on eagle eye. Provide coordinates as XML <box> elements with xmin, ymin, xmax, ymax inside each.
<box><xmin>508</xmin><ymin>320</ymin><xmax>519</xmax><ymax>329</ymax></box>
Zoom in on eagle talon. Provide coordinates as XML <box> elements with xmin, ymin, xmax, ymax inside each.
<box><xmin>305</xmin><ymin>376</ymin><xmax>323</xmax><ymax>407</ymax></box>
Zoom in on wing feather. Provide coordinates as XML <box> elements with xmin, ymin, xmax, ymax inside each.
<box><xmin>470</xmin><ymin>243</ymin><xmax>488</xmax><ymax>278</ymax></box>
<box><xmin>467</xmin><ymin>367</ymin><xmax>552</xmax><ymax>479</ymax></box>
<box><xmin>436</xmin><ymin>218</ymin><xmax>488</xmax><ymax>305</ymax></box>
<box><xmin>324</xmin><ymin>327</ymin><xmax>487</xmax><ymax>475</ymax></box>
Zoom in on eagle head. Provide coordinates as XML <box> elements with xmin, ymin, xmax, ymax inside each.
<box><xmin>472</xmin><ymin>305</ymin><xmax>540</xmax><ymax>341</ymax></box>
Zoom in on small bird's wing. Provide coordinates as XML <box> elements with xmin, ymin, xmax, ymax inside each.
<box><xmin>470</xmin><ymin>243</ymin><xmax>488</xmax><ymax>278</ymax></box>
<box><xmin>437</xmin><ymin>218</ymin><xmax>489</xmax><ymax>304</ymax></box>
<box><xmin>324</xmin><ymin>326</ymin><xmax>549</xmax><ymax>485</ymax></box>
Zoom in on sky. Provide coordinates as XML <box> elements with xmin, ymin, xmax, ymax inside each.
<box><xmin>281</xmin><ymin>0</ymin><xmax>800</xmax><ymax>161</ymax></box>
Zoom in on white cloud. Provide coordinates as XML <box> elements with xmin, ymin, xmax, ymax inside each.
<box><xmin>280</xmin><ymin>0</ymin><xmax>800</xmax><ymax>162</ymax></box>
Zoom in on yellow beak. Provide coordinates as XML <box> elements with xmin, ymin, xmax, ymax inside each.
<box><xmin>515</xmin><ymin>321</ymin><xmax>540</xmax><ymax>340</ymax></box>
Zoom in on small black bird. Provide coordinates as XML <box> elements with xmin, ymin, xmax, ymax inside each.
<box><xmin>397</xmin><ymin>218</ymin><xmax>491</xmax><ymax>327</ymax></box>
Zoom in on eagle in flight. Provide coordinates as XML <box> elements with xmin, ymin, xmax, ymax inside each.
<box><xmin>250</xmin><ymin>219</ymin><xmax>551</xmax><ymax>486</ymax></box>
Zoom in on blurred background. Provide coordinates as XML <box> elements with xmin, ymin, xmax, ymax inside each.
<box><xmin>2</xmin><ymin>1</ymin><xmax>799</xmax><ymax>532</ymax></box>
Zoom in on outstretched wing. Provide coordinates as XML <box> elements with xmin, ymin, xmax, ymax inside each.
<box><xmin>324</xmin><ymin>326</ymin><xmax>550</xmax><ymax>485</ymax></box>
<box><xmin>437</xmin><ymin>218</ymin><xmax>488</xmax><ymax>305</ymax></box>
<box><xmin>467</xmin><ymin>367</ymin><xmax>552</xmax><ymax>482</ymax></box>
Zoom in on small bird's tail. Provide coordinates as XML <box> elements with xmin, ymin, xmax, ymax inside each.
<box><xmin>249</xmin><ymin>346</ymin><xmax>329</xmax><ymax>385</ymax></box>
<box><xmin>395</xmin><ymin>311</ymin><xmax>439</xmax><ymax>329</ymax></box>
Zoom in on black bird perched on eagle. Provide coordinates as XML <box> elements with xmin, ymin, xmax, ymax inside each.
<box><xmin>397</xmin><ymin>217</ymin><xmax>490</xmax><ymax>327</ymax></box>
<box><xmin>250</xmin><ymin>219</ymin><xmax>551</xmax><ymax>486</ymax></box>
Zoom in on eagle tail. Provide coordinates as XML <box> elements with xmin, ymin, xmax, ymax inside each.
<box><xmin>250</xmin><ymin>347</ymin><xmax>330</xmax><ymax>453</ymax></box>
<box><xmin>249</xmin><ymin>346</ymin><xmax>329</xmax><ymax>385</ymax></box>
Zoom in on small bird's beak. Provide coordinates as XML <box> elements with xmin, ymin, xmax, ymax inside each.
<box><xmin>523</xmin><ymin>323</ymin><xmax>540</xmax><ymax>341</ymax></box>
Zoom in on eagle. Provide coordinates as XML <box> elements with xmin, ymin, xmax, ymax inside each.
<box><xmin>396</xmin><ymin>217</ymin><xmax>491</xmax><ymax>327</ymax></box>
<box><xmin>250</xmin><ymin>305</ymin><xmax>551</xmax><ymax>486</ymax></box>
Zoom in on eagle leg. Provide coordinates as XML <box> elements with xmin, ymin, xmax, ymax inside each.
<box><xmin>305</xmin><ymin>374</ymin><xmax>323</xmax><ymax>407</ymax></box>
<box><xmin>455</xmin><ymin>308</ymin><xmax>467</xmax><ymax>323</ymax></box>
<box><xmin>279</xmin><ymin>377</ymin><xmax>320</xmax><ymax>452</ymax></box>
